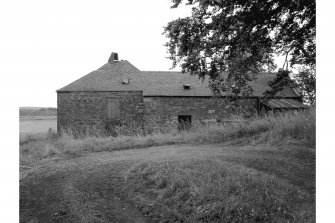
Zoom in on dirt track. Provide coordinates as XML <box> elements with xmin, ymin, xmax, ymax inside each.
<box><xmin>20</xmin><ymin>144</ymin><xmax>315</xmax><ymax>222</ymax></box>
<box><xmin>20</xmin><ymin>144</ymin><xmax>221</xmax><ymax>222</ymax></box>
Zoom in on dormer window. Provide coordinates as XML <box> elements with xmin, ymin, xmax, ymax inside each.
<box><xmin>122</xmin><ymin>78</ymin><xmax>129</xmax><ymax>84</ymax></box>
<box><xmin>183</xmin><ymin>84</ymin><xmax>190</xmax><ymax>90</ymax></box>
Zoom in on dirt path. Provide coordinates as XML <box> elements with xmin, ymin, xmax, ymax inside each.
<box><xmin>20</xmin><ymin>156</ymin><xmax>149</xmax><ymax>223</ymax></box>
<box><xmin>20</xmin><ymin>144</ymin><xmax>235</xmax><ymax>222</ymax></box>
<box><xmin>20</xmin><ymin>144</ymin><xmax>315</xmax><ymax>222</ymax></box>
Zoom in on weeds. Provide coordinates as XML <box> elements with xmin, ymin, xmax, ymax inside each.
<box><xmin>125</xmin><ymin>158</ymin><xmax>315</xmax><ymax>222</ymax></box>
<box><xmin>19</xmin><ymin>109</ymin><xmax>316</xmax><ymax>222</ymax></box>
<box><xmin>20</xmin><ymin>108</ymin><xmax>315</xmax><ymax>165</ymax></box>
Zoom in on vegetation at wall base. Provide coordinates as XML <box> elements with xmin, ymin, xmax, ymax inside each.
<box><xmin>20</xmin><ymin>108</ymin><xmax>315</xmax><ymax>165</ymax></box>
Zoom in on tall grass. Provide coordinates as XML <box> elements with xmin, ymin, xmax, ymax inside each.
<box><xmin>259</xmin><ymin>108</ymin><xmax>315</xmax><ymax>147</ymax></box>
<box><xmin>20</xmin><ymin>108</ymin><xmax>315</xmax><ymax>165</ymax></box>
<box><xmin>125</xmin><ymin>158</ymin><xmax>315</xmax><ymax>222</ymax></box>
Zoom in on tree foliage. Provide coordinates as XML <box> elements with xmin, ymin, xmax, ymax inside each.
<box><xmin>264</xmin><ymin>68</ymin><xmax>315</xmax><ymax>105</ymax></box>
<box><xmin>293</xmin><ymin>66</ymin><xmax>316</xmax><ymax>105</ymax></box>
<box><xmin>164</xmin><ymin>0</ymin><xmax>315</xmax><ymax>96</ymax></box>
<box><xmin>265</xmin><ymin>69</ymin><xmax>296</xmax><ymax>96</ymax></box>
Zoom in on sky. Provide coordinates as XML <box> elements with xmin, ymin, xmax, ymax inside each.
<box><xmin>1</xmin><ymin>0</ymin><xmax>291</xmax><ymax>108</ymax></box>
<box><xmin>1</xmin><ymin>0</ymin><xmax>194</xmax><ymax>107</ymax></box>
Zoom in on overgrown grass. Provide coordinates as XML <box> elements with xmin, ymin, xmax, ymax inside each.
<box><xmin>20</xmin><ymin>108</ymin><xmax>315</xmax><ymax>165</ymax></box>
<box><xmin>124</xmin><ymin>156</ymin><xmax>315</xmax><ymax>222</ymax></box>
<box><xmin>20</xmin><ymin>109</ymin><xmax>315</xmax><ymax>222</ymax></box>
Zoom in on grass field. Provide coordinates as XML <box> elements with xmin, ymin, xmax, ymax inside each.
<box><xmin>19</xmin><ymin>116</ymin><xmax>57</xmax><ymax>135</ymax></box>
<box><xmin>20</xmin><ymin>109</ymin><xmax>315</xmax><ymax>222</ymax></box>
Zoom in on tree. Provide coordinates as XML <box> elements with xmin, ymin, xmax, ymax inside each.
<box><xmin>263</xmin><ymin>68</ymin><xmax>315</xmax><ymax>105</ymax></box>
<box><xmin>293</xmin><ymin>66</ymin><xmax>316</xmax><ymax>105</ymax></box>
<box><xmin>265</xmin><ymin>69</ymin><xmax>296</xmax><ymax>96</ymax></box>
<box><xmin>164</xmin><ymin>0</ymin><xmax>316</xmax><ymax>96</ymax></box>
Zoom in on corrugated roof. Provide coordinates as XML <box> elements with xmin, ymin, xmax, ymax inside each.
<box><xmin>57</xmin><ymin>60</ymin><xmax>300</xmax><ymax>98</ymax></box>
<box><xmin>261</xmin><ymin>99</ymin><xmax>307</xmax><ymax>109</ymax></box>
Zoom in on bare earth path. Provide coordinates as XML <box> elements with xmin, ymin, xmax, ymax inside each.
<box><xmin>20</xmin><ymin>143</ymin><xmax>315</xmax><ymax>223</ymax></box>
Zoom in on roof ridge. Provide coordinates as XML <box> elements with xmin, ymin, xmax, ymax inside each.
<box><xmin>141</xmin><ymin>70</ymin><xmax>181</xmax><ymax>73</ymax></box>
<box><xmin>97</xmin><ymin>60</ymin><xmax>129</xmax><ymax>71</ymax></box>
<box><xmin>56</xmin><ymin>59</ymin><xmax>299</xmax><ymax>98</ymax></box>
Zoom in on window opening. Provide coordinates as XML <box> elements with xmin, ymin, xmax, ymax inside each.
<box><xmin>183</xmin><ymin>84</ymin><xmax>190</xmax><ymax>90</ymax></box>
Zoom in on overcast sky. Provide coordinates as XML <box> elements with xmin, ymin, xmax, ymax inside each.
<box><xmin>2</xmin><ymin>0</ymin><xmax>287</xmax><ymax>107</ymax></box>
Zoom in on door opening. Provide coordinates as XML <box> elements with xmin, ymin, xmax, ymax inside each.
<box><xmin>178</xmin><ymin>115</ymin><xmax>192</xmax><ymax>131</ymax></box>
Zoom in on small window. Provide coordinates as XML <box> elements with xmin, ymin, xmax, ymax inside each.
<box><xmin>178</xmin><ymin>115</ymin><xmax>192</xmax><ymax>131</ymax></box>
<box><xmin>107</xmin><ymin>98</ymin><xmax>120</xmax><ymax>121</ymax></box>
<box><xmin>183</xmin><ymin>84</ymin><xmax>190</xmax><ymax>90</ymax></box>
<box><xmin>122</xmin><ymin>78</ymin><xmax>129</xmax><ymax>84</ymax></box>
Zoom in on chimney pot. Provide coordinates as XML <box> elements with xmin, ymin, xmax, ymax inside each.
<box><xmin>108</xmin><ymin>52</ymin><xmax>119</xmax><ymax>63</ymax></box>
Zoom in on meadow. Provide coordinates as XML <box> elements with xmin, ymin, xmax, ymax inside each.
<box><xmin>20</xmin><ymin>109</ymin><xmax>315</xmax><ymax>222</ymax></box>
<box><xmin>19</xmin><ymin>116</ymin><xmax>57</xmax><ymax>135</ymax></box>
<box><xmin>19</xmin><ymin>107</ymin><xmax>57</xmax><ymax>137</ymax></box>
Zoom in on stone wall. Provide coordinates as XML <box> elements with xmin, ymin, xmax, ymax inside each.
<box><xmin>143</xmin><ymin>96</ymin><xmax>259</xmax><ymax>133</ymax></box>
<box><xmin>57</xmin><ymin>92</ymin><xmax>259</xmax><ymax>136</ymax></box>
<box><xmin>57</xmin><ymin>91</ymin><xmax>144</xmax><ymax>136</ymax></box>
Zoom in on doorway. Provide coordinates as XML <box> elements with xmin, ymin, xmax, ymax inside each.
<box><xmin>178</xmin><ymin>115</ymin><xmax>192</xmax><ymax>131</ymax></box>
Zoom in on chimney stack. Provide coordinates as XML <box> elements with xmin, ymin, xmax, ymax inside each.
<box><xmin>108</xmin><ymin>52</ymin><xmax>119</xmax><ymax>63</ymax></box>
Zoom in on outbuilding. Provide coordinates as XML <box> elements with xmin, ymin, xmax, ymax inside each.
<box><xmin>57</xmin><ymin>52</ymin><xmax>306</xmax><ymax>135</ymax></box>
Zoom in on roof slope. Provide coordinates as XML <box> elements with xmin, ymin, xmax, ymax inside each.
<box><xmin>57</xmin><ymin>61</ymin><xmax>142</xmax><ymax>92</ymax></box>
<box><xmin>139</xmin><ymin>71</ymin><xmax>211</xmax><ymax>97</ymax></box>
<box><xmin>57</xmin><ymin>61</ymin><xmax>300</xmax><ymax>98</ymax></box>
<box><xmin>140</xmin><ymin>71</ymin><xmax>278</xmax><ymax>97</ymax></box>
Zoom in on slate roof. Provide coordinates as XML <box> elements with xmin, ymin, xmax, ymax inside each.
<box><xmin>57</xmin><ymin>60</ymin><xmax>300</xmax><ymax>98</ymax></box>
<box><xmin>139</xmin><ymin>71</ymin><xmax>212</xmax><ymax>97</ymax></box>
<box><xmin>57</xmin><ymin>61</ymin><xmax>142</xmax><ymax>92</ymax></box>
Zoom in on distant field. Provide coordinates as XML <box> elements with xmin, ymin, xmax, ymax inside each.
<box><xmin>19</xmin><ymin>107</ymin><xmax>57</xmax><ymax>116</ymax></box>
<box><xmin>19</xmin><ymin>116</ymin><xmax>57</xmax><ymax>134</ymax></box>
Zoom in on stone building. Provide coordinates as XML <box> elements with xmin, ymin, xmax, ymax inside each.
<box><xmin>57</xmin><ymin>52</ymin><xmax>306</xmax><ymax>135</ymax></box>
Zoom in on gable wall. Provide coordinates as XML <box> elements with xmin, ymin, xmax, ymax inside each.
<box><xmin>57</xmin><ymin>91</ymin><xmax>144</xmax><ymax>136</ymax></box>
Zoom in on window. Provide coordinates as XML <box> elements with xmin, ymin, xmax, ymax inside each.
<box><xmin>183</xmin><ymin>84</ymin><xmax>190</xmax><ymax>90</ymax></box>
<box><xmin>107</xmin><ymin>98</ymin><xmax>120</xmax><ymax>121</ymax></box>
<box><xmin>122</xmin><ymin>78</ymin><xmax>129</xmax><ymax>84</ymax></box>
<box><xmin>178</xmin><ymin>115</ymin><xmax>192</xmax><ymax>131</ymax></box>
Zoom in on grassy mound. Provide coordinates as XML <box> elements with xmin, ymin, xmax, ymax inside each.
<box><xmin>125</xmin><ymin>157</ymin><xmax>314</xmax><ymax>222</ymax></box>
